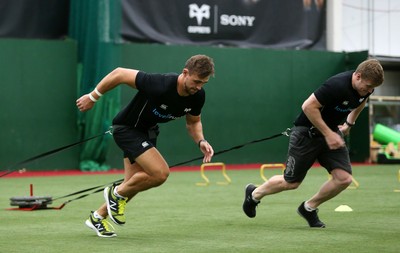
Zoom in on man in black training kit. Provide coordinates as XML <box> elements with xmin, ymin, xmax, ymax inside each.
<box><xmin>242</xmin><ymin>59</ymin><xmax>384</xmax><ymax>228</ymax></box>
<box><xmin>76</xmin><ymin>55</ymin><xmax>215</xmax><ymax>237</ymax></box>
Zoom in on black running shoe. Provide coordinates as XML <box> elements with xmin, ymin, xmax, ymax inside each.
<box><xmin>242</xmin><ymin>183</ymin><xmax>260</xmax><ymax>218</ymax></box>
<box><xmin>297</xmin><ymin>201</ymin><xmax>326</xmax><ymax>228</ymax></box>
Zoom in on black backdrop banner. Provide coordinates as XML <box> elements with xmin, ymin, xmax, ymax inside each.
<box><xmin>121</xmin><ymin>0</ymin><xmax>326</xmax><ymax>49</ymax></box>
<box><xmin>0</xmin><ymin>0</ymin><xmax>69</xmax><ymax>39</ymax></box>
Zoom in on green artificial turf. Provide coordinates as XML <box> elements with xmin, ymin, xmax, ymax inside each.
<box><xmin>1</xmin><ymin>165</ymin><xmax>399</xmax><ymax>253</ymax></box>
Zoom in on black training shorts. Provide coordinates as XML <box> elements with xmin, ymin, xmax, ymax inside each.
<box><xmin>112</xmin><ymin>125</ymin><xmax>159</xmax><ymax>164</ymax></box>
<box><xmin>284</xmin><ymin>126</ymin><xmax>352</xmax><ymax>183</ymax></box>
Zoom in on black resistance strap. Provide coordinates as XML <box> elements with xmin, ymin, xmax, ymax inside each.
<box><xmin>0</xmin><ymin>128</ymin><xmax>113</xmax><ymax>178</ymax></box>
<box><xmin>50</xmin><ymin>128</ymin><xmax>291</xmax><ymax>208</ymax></box>
<box><xmin>1</xmin><ymin>127</ymin><xmax>291</xmax><ymax>208</ymax></box>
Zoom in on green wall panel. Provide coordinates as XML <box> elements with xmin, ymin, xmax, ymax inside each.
<box><xmin>0</xmin><ymin>39</ymin><xmax>78</xmax><ymax>170</ymax></box>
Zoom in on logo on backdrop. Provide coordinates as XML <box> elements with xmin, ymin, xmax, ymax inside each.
<box><xmin>188</xmin><ymin>4</ymin><xmax>211</xmax><ymax>34</ymax></box>
<box><xmin>187</xmin><ymin>3</ymin><xmax>256</xmax><ymax>34</ymax></box>
<box><xmin>189</xmin><ymin>4</ymin><xmax>210</xmax><ymax>26</ymax></box>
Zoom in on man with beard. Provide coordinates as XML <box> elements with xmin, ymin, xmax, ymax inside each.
<box><xmin>77</xmin><ymin>54</ymin><xmax>215</xmax><ymax>237</ymax></box>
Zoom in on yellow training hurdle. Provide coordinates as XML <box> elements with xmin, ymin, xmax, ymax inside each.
<box><xmin>348</xmin><ymin>177</ymin><xmax>360</xmax><ymax>189</ymax></box>
<box><xmin>260</xmin><ymin>163</ymin><xmax>285</xmax><ymax>182</ymax></box>
<box><xmin>196</xmin><ymin>162</ymin><xmax>232</xmax><ymax>186</ymax></box>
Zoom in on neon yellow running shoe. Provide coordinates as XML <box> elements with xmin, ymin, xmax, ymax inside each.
<box><xmin>85</xmin><ymin>211</ymin><xmax>116</xmax><ymax>238</ymax></box>
<box><xmin>104</xmin><ymin>185</ymin><xmax>127</xmax><ymax>225</ymax></box>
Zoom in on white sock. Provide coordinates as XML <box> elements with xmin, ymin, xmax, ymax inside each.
<box><xmin>113</xmin><ymin>186</ymin><xmax>126</xmax><ymax>198</ymax></box>
<box><xmin>93</xmin><ymin>211</ymin><xmax>104</xmax><ymax>219</ymax></box>
<box><xmin>304</xmin><ymin>201</ymin><xmax>316</xmax><ymax>212</ymax></box>
<box><xmin>251</xmin><ymin>193</ymin><xmax>260</xmax><ymax>203</ymax></box>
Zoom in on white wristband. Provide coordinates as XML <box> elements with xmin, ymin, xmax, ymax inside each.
<box><xmin>89</xmin><ymin>93</ymin><xmax>98</xmax><ymax>102</ymax></box>
<box><xmin>94</xmin><ymin>88</ymin><xmax>103</xmax><ymax>97</ymax></box>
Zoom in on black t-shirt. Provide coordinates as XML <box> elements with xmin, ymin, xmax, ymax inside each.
<box><xmin>294</xmin><ymin>71</ymin><xmax>372</xmax><ymax>130</ymax></box>
<box><xmin>112</xmin><ymin>71</ymin><xmax>205</xmax><ymax>129</ymax></box>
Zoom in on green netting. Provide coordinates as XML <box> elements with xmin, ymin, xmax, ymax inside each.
<box><xmin>80</xmin><ymin>160</ymin><xmax>111</xmax><ymax>172</ymax></box>
<box><xmin>69</xmin><ymin>0</ymin><xmax>121</xmax><ymax>171</ymax></box>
